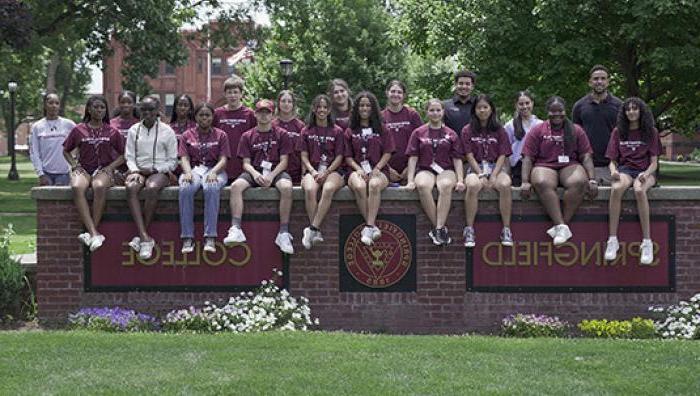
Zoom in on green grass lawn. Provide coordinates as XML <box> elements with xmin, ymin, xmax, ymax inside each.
<box><xmin>0</xmin><ymin>332</ymin><xmax>697</xmax><ymax>395</ymax></box>
<box><xmin>657</xmin><ymin>162</ymin><xmax>700</xmax><ymax>186</ymax></box>
<box><xmin>0</xmin><ymin>156</ymin><xmax>37</xmax><ymax>255</ymax></box>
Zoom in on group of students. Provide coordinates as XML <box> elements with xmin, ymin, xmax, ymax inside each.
<box><xmin>29</xmin><ymin>65</ymin><xmax>659</xmax><ymax>264</ymax></box>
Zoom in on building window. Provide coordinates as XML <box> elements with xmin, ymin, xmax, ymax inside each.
<box><xmin>165</xmin><ymin>94</ymin><xmax>175</xmax><ymax>117</ymax></box>
<box><xmin>211</xmin><ymin>57</ymin><xmax>222</xmax><ymax>75</ymax></box>
<box><xmin>164</xmin><ymin>63</ymin><xmax>176</xmax><ymax>75</ymax></box>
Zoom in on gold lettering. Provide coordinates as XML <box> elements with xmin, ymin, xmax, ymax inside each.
<box><xmin>228</xmin><ymin>243</ymin><xmax>252</xmax><ymax>267</ymax></box>
<box><xmin>538</xmin><ymin>242</ymin><xmax>553</xmax><ymax>267</ymax></box>
<box><xmin>483</xmin><ymin>242</ymin><xmax>501</xmax><ymax>266</ymax></box>
<box><xmin>161</xmin><ymin>241</ymin><xmax>174</xmax><ymax>267</ymax></box>
<box><xmin>121</xmin><ymin>242</ymin><xmax>135</xmax><ymax>266</ymax></box>
<box><xmin>203</xmin><ymin>243</ymin><xmax>227</xmax><ymax>266</ymax></box>
<box><xmin>516</xmin><ymin>241</ymin><xmax>531</xmax><ymax>266</ymax></box>
<box><xmin>138</xmin><ymin>243</ymin><xmax>161</xmax><ymax>266</ymax></box>
<box><xmin>580</xmin><ymin>242</ymin><xmax>600</xmax><ymax>266</ymax></box>
<box><xmin>554</xmin><ymin>243</ymin><xmax>577</xmax><ymax>267</ymax></box>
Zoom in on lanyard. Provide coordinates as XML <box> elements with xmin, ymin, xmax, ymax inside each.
<box><xmin>318</xmin><ymin>127</ymin><xmax>329</xmax><ymax>159</ymax></box>
<box><xmin>88</xmin><ymin>124</ymin><xmax>105</xmax><ymax>169</ymax></box>
<box><xmin>358</xmin><ymin>128</ymin><xmax>374</xmax><ymax>162</ymax></box>
<box><xmin>429</xmin><ymin>127</ymin><xmax>444</xmax><ymax>159</ymax></box>
<box><xmin>134</xmin><ymin>122</ymin><xmax>159</xmax><ymax>171</ymax></box>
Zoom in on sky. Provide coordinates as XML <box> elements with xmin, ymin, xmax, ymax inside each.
<box><xmin>87</xmin><ymin>1</ymin><xmax>270</xmax><ymax>94</ymax></box>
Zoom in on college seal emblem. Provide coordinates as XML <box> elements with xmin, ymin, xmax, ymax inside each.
<box><xmin>343</xmin><ymin>220</ymin><xmax>412</xmax><ymax>288</ymax></box>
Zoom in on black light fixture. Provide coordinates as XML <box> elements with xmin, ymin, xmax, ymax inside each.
<box><xmin>279</xmin><ymin>59</ymin><xmax>293</xmax><ymax>90</ymax></box>
<box><xmin>7</xmin><ymin>81</ymin><xmax>19</xmax><ymax>181</ymax></box>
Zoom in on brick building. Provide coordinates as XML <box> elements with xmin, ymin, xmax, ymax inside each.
<box><xmin>103</xmin><ymin>28</ymin><xmax>253</xmax><ymax>116</ymax></box>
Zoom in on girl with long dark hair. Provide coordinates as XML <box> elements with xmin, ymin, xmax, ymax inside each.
<box><xmin>30</xmin><ymin>92</ymin><xmax>75</xmax><ymax>186</ymax></box>
<box><xmin>110</xmin><ymin>91</ymin><xmax>139</xmax><ymax>137</ymax></box>
<box><xmin>604</xmin><ymin>97</ymin><xmax>660</xmax><ymax>265</ymax></box>
<box><xmin>272</xmin><ymin>90</ymin><xmax>305</xmax><ymax>184</ymax></box>
<box><xmin>504</xmin><ymin>91</ymin><xmax>542</xmax><ymax>186</ymax></box>
<box><xmin>169</xmin><ymin>94</ymin><xmax>196</xmax><ymax>135</ymax></box>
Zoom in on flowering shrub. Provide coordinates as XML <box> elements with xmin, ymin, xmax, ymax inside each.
<box><xmin>162</xmin><ymin>269</ymin><xmax>319</xmax><ymax>333</ymax></box>
<box><xmin>69</xmin><ymin>307</ymin><xmax>159</xmax><ymax>332</ymax></box>
<box><xmin>649</xmin><ymin>293</ymin><xmax>700</xmax><ymax>340</ymax></box>
<box><xmin>578</xmin><ymin>318</ymin><xmax>656</xmax><ymax>339</ymax></box>
<box><xmin>501</xmin><ymin>314</ymin><xmax>568</xmax><ymax>337</ymax></box>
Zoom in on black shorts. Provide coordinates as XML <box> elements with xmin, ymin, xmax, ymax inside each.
<box><xmin>237</xmin><ymin>171</ymin><xmax>291</xmax><ymax>187</ymax></box>
<box><xmin>619</xmin><ymin>166</ymin><xmax>643</xmax><ymax>179</ymax></box>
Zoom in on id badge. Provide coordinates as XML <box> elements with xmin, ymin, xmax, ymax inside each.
<box><xmin>361</xmin><ymin>128</ymin><xmax>373</xmax><ymax>138</ymax></box>
<box><xmin>482</xmin><ymin>160</ymin><xmax>492</xmax><ymax>176</ymax></box>
<box><xmin>261</xmin><ymin>160</ymin><xmax>272</xmax><ymax>177</ymax></box>
<box><xmin>361</xmin><ymin>160</ymin><xmax>372</xmax><ymax>174</ymax></box>
<box><xmin>430</xmin><ymin>162</ymin><xmax>444</xmax><ymax>174</ymax></box>
<box><xmin>558</xmin><ymin>155</ymin><xmax>570</xmax><ymax>164</ymax></box>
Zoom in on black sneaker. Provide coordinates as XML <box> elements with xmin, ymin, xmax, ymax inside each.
<box><xmin>428</xmin><ymin>229</ymin><xmax>441</xmax><ymax>245</ymax></box>
<box><xmin>439</xmin><ymin>227</ymin><xmax>452</xmax><ymax>245</ymax></box>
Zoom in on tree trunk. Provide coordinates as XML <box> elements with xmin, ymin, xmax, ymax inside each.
<box><xmin>46</xmin><ymin>53</ymin><xmax>61</xmax><ymax>93</ymax></box>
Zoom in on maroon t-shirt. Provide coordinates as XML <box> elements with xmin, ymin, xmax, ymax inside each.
<box><xmin>272</xmin><ymin>118</ymin><xmax>305</xmax><ymax>183</ymax></box>
<box><xmin>178</xmin><ymin>127</ymin><xmax>231</xmax><ymax>168</ymax></box>
<box><xmin>343</xmin><ymin>125</ymin><xmax>396</xmax><ymax>176</ymax></box>
<box><xmin>110</xmin><ymin>116</ymin><xmax>138</xmax><ymax>138</ymax></box>
<box><xmin>522</xmin><ymin>121</ymin><xmax>592</xmax><ymax>170</ymax></box>
<box><xmin>460</xmin><ymin>125</ymin><xmax>513</xmax><ymax>163</ymax></box>
<box><xmin>237</xmin><ymin>126</ymin><xmax>293</xmax><ymax>171</ymax></box>
<box><xmin>63</xmin><ymin>123</ymin><xmax>125</xmax><ymax>175</ymax></box>
<box><xmin>382</xmin><ymin>106</ymin><xmax>423</xmax><ymax>173</ymax></box>
<box><xmin>170</xmin><ymin>120</ymin><xmax>196</xmax><ymax>136</ymax></box>
<box><xmin>300</xmin><ymin>125</ymin><xmax>345</xmax><ymax>170</ymax></box>
<box><xmin>213</xmin><ymin>105</ymin><xmax>257</xmax><ymax>179</ymax></box>
<box><xmin>605</xmin><ymin>127</ymin><xmax>660</xmax><ymax>171</ymax></box>
<box><xmin>405</xmin><ymin>124</ymin><xmax>463</xmax><ymax>172</ymax></box>
<box><xmin>334</xmin><ymin>109</ymin><xmax>351</xmax><ymax>130</ymax></box>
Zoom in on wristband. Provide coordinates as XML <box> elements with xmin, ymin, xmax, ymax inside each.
<box><xmin>589</xmin><ymin>179</ymin><xmax>598</xmax><ymax>184</ymax></box>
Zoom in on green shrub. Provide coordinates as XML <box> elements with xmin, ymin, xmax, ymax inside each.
<box><xmin>578</xmin><ymin>317</ymin><xmax>656</xmax><ymax>339</ymax></box>
<box><xmin>0</xmin><ymin>225</ymin><xmax>25</xmax><ymax>319</ymax></box>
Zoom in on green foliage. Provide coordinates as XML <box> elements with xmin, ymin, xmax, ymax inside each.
<box><xmin>242</xmin><ymin>0</ymin><xmax>405</xmax><ymax>110</ymax></box>
<box><xmin>501</xmin><ymin>313</ymin><xmax>569</xmax><ymax>338</ymax></box>
<box><xmin>0</xmin><ymin>225</ymin><xmax>25</xmax><ymax>318</ymax></box>
<box><xmin>393</xmin><ymin>0</ymin><xmax>700</xmax><ymax>134</ymax></box>
<box><xmin>578</xmin><ymin>317</ymin><xmax>656</xmax><ymax>339</ymax></box>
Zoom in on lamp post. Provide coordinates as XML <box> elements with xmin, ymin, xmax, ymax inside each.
<box><xmin>7</xmin><ymin>81</ymin><xmax>19</xmax><ymax>181</ymax></box>
<box><xmin>279</xmin><ymin>59</ymin><xmax>293</xmax><ymax>90</ymax></box>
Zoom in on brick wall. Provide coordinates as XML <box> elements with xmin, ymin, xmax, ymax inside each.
<box><xmin>33</xmin><ymin>187</ymin><xmax>700</xmax><ymax>333</ymax></box>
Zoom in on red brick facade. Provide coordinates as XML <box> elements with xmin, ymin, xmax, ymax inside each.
<box><xmin>33</xmin><ymin>188</ymin><xmax>700</xmax><ymax>333</ymax></box>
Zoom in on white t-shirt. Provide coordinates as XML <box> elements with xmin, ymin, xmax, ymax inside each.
<box><xmin>504</xmin><ymin>115</ymin><xmax>543</xmax><ymax>167</ymax></box>
<box><xmin>29</xmin><ymin>117</ymin><xmax>75</xmax><ymax>176</ymax></box>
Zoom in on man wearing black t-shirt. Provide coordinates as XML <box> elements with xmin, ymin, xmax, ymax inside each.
<box><xmin>442</xmin><ymin>70</ymin><xmax>477</xmax><ymax>137</ymax></box>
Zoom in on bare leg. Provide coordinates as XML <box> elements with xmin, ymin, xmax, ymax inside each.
<box><xmin>634</xmin><ymin>174</ymin><xmax>656</xmax><ymax>239</ymax></box>
<box><xmin>435</xmin><ymin>170</ymin><xmax>456</xmax><ymax>228</ymax></box>
<box><xmin>608</xmin><ymin>174</ymin><xmax>633</xmax><ymax>236</ymax></box>
<box><xmin>276</xmin><ymin>178</ymin><xmax>293</xmax><ymax>224</ymax></box>
<box><xmin>495</xmin><ymin>172</ymin><xmax>512</xmax><ymax>227</ymax></box>
<box><xmin>301</xmin><ymin>174</ymin><xmax>319</xmax><ymax>224</ymax></box>
<box><xmin>415</xmin><ymin>171</ymin><xmax>437</xmax><ymax>228</ymax></box>
<box><xmin>229</xmin><ymin>178</ymin><xmax>251</xmax><ymax>220</ymax></box>
<box><xmin>531</xmin><ymin>167</ymin><xmax>564</xmax><ymax>225</ymax></box>
<box><xmin>91</xmin><ymin>171</ymin><xmax>114</xmax><ymax>230</ymax></box>
<box><xmin>559</xmin><ymin>165</ymin><xmax>587</xmax><ymax>223</ymax></box>
<box><xmin>142</xmin><ymin>173</ymin><xmax>169</xmax><ymax>229</ymax></box>
<box><xmin>348</xmin><ymin>172</ymin><xmax>369</xmax><ymax>221</ymax></box>
<box><xmin>464</xmin><ymin>174</ymin><xmax>482</xmax><ymax>227</ymax></box>
<box><xmin>311</xmin><ymin>172</ymin><xmax>345</xmax><ymax>228</ymax></box>
<box><xmin>71</xmin><ymin>172</ymin><xmax>98</xmax><ymax>235</ymax></box>
<box><xmin>126</xmin><ymin>178</ymin><xmax>147</xmax><ymax>240</ymax></box>
<box><xmin>367</xmin><ymin>173</ymin><xmax>388</xmax><ymax>226</ymax></box>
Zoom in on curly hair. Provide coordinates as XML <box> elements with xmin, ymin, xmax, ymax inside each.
<box><xmin>349</xmin><ymin>91</ymin><xmax>384</xmax><ymax>134</ymax></box>
<box><xmin>617</xmin><ymin>97</ymin><xmax>655</xmax><ymax>143</ymax></box>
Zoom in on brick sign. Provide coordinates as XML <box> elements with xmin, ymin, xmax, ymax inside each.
<box><xmin>467</xmin><ymin>215</ymin><xmax>675</xmax><ymax>292</ymax></box>
<box><xmin>85</xmin><ymin>214</ymin><xmax>288</xmax><ymax>291</ymax></box>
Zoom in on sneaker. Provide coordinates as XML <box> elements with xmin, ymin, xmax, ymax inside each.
<box><xmin>428</xmin><ymin>229</ymin><xmax>441</xmax><ymax>245</ymax></box>
<box><xmin>203</xmin><ymin>238</ymin><xmax>216</xmax><ymax>253</ymax></box>
<box><xmin>463</xmin><ymin>226</ymin><xmax>476</xmax><ymax>248</ymax></box>
<box><xmin>360</xmin><ymin>226</ymin><xmax>374</xmax><ymax>246</ymax></box>
<box><xmin>604</xmin><ymin>237</ymin><xmax>619</xmax><ymax>261</ymax></box>
<box><xmin>89</xmin><ymin>234</ymin><xmax>105</xmax><ymax>252</ymax></box>
<box><xmin>439</xmin><ymin>227</ymin><xmax>452</xmax><ymax>245</ymax></box>
<box><xmin>223</xmin><ymin>225</ymin><xmax>246</xmax><ymax>246</ymax></box>
<box><xmin>129</xmin><ymin>236</ymin><xmax>141</xmax><ymax>252</ymax></box>
<box><xmin>553</xmin><ymin>224</ymin><xmax>572</xmax><ymax>246</ymax></box>
<box><xmin>546</xmin><ymin>225</ymin><xmax>558</xmax><ymax>239</ymax></box>
<box><xmin>640</xmin><ymin>239</ymin><xmax>654</xmax><ymax>265</ymax></box>
<box><xmin>275</xmin><ymin>232</ymin><xmax>295</xmax><ymax>254</ymax></box>
<box><xmin>312</xmin><ymin>229</ymin><xmax>324</xmax><ymax>244</ymax></box>
<box><xmin>371</xmin><ymin>226</ymin><xmax>381</xmax><ymax>241</ymax></box>
<box><xmin>78</xmin><ymin>232</ymin><xmax>92</xmax><ymax>247</ymax></box>
<box><xmin>139</xmin><ymin>240</ymin><xmax>155</xmax><ymax>260</ymax></box>
<box><xmin>181</xmin><ymin>238</ymin><xmax>195</xmax><ymax>254</ymax></box>
<box><xmin>302</xmin><ymin>227</ymin><xmax>314</xmax><ymax>250</ymax></box>
<box><xmin>500</xmin><ymin>227</ymin><xmax>513</xmax><ymax>247</ymax></box>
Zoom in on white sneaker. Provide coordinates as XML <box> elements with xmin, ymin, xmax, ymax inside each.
<box><xmin>312</xmin><ymin>229</ymin><xmax>324</xmax><ymax>244</ymax></box>
<box><xmin>129</xmin><ymin>236</ymin><xmax>141</xmax><ymax>252</ymax></box>
<box><xmin>546</xmin><ymin>226</ymin><xmax>558</xmax><ymax>239</ymax></box>
<box><xmin>181</xmin><ymin>238</ymin><xmax>194</xmax><ymax>254</ymax></box>
<box><xmin>139</xmin><ymin>240</ymin><xmax>155</xmax><ymax>260</ymax></box>
<box><xmin>204</xmin><ymin>238</ymin><xmax>216</xmax><ymax>253</ymax></box>
<box><xmin>640</xmin><ymin>239</ymin><xmax>654</xmax><ymax>265</ymax></box>
<box><xmin>361</xmin><ymin>226</ymin><xmax>374</xmax><ymax>246</ymax></box>
<box><xmin>604</xmin><ymin>237</ymin><xmax>619</xmax><ymax>261</ymax></box>
<box><xmin>223</xmin><ymin>225</ymin><xmax>246</xmax><ymax>246</ymax></box>
<box><xmin>553</xmin><ymin>225</ymin><xmax>572</xmax><ymax>246</ymax></box>
<box><xmin>78</xmin><ymin>232</ymin><xmax>92</xmax><ymax>247</ymax></box>
<box><xmin>275</xmin><ymin>232</ymin><xmax>294</xmax><ymax>254</ymax></box>
<box><xmin>89</xmin><ymin>234</ymin><xmax>105</xmax><ymax>252</ymax></box>
<box><xmin>371</xmin><ymin>226</ymin><xmax>381</xmax><ymax>241</ymax></box>
<box><xmin>302</xmin><ymin>227</ymin><xmax>314</xmax><ymax>250</ymax></box>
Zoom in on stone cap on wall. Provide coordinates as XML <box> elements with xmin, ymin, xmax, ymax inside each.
<box><xmin>31</xmin><ymin>186</ymin><xmax>700</xmax><ymax>201</ymax></box>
